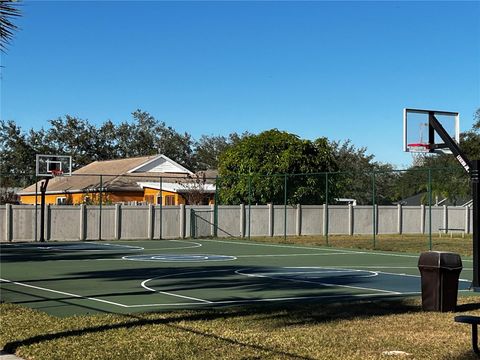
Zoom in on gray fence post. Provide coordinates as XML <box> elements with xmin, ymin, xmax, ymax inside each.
<box><xmin>79</xmin><ymin>204</ymin><xmax>86</xmax><ymax>240</ymax></box>
<box><xmin>421</xmin><ymin>204</ymin><xmax>425</xmax><ymax>234</ymax></box>
<box><xmin>397</xmin><ymin>204</ymin><xmax>403</xmax><ymax>234</ymax></box>
<box><xmin>443</xmin><ymin>205</ymin><xmax>448</xmax><ymax>234</ymax></box>
<box><xmin>46</xmin><ymin>204</ymin><xmax>51</xmax><ymax>241</ymax></box>
<box><xmin>466</xmin><ymin>206</ymin><xmax>471</xmax><ymax>234</ymax></box>
<box><xmin>323</xmin><ymin>203</ymin><xmax>328</xmax><ymax>236</ymax></box>
<box><xmin>240</xmin><ymin>204</ymin><xmax>245</xmax><ymax>238</ymax></box>
<box><xmin>296</xmin><ymin>204</ymin><xmax>301</xmax><ymax>236</ymax></box>
<box><xmin>5</xmin><ymin>203</ymin><xmax>12</xmax><ymax>242</ymax></box>
<box><xmin>268</xmin><ymin>203</ymin><xmax>274</xmax><ymax>237</ymax></box>
<box><xmin>115</xmin><ymin>204</ymin><xmax>121</xmax><ymax>240</ymax></box>
<box><xmin>210</xmin><ymin>204</ymin><xmax>215</xmax><ymax>236</ymax></box>
<box><xmin>179</xmin><ymin>204</ymin><xmax>185</xmax><ymax>238</ymax></box>
<box><xmin>348</xmin><ymin>204</ymin><xmax>354</xmax><ymax>236</ymax></box>
<box><xmin>148</xmin><ymin>204</ymin><xmax>154</xmax><ymax>240</ymax></box>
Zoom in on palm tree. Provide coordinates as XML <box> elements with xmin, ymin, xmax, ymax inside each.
<box><xmin>0</xmin><ymin>0</ymin><xmax>21</xmax><ymax>53</ymax></box>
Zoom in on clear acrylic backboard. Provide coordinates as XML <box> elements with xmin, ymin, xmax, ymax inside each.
<box><xmin>36</xmin><ymin>154</ymin><xmax>72</xmax><ymax>177</ymax></box>
<box><xmin>403</xmin><ymin>108</ymin><xmax>460</xmax><ymax>154</ymax></box>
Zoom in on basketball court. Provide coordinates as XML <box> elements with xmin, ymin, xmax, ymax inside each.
<box><xmin>0</xmin><ymin>239</ymin><xmax>474</xmax><ymax>317</ymax></box>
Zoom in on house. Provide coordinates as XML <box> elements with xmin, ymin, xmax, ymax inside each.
<box><xmin>396</xmin><ymin>192</ymin><xmax>472</xmax><ymax>207</ymax></box>
<box><xmin>18</xmin><ymin>155</ymin><xmax>216</xmax><ymax>206</ymax></box>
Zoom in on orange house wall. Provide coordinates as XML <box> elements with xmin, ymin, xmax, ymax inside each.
<box><xmin>143</xmin><ymin>188</ymin><xmax>186</xmax><ymax>205</ymax></box>
<box><xmin>20</xmin><ymin>191</ymin><xmax>145</xmax><ymax>205</ymax></box>
<box><xmin>20</xmin><ymin>190</ymin><xmax>188</xmax><ymax>205</ymax></box>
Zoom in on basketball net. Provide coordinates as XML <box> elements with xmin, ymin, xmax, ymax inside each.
<box><xmin>407</xmin><ymin>143</ymin><xmax>430</xmax><ymax>167</ymax></box>
<box><xmin>50</xmin><ymin>169</ymin><xmax>64</xmax><ymax>178</ymax></box>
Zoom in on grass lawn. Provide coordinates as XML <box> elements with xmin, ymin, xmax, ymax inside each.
<box><xmin>1</xmin><ymin>296</ymin><xmax>480</xmax><ymax>360</ymax></box>
<box><xmin>249</xmin><ymin>234</ymin><xmax>474</xmax><ymax>257</ymax></box>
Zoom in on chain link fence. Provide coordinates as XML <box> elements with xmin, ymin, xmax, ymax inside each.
<box><xmin>0</xmin><ymin>168</ymin><xmax>473</xmax><ymax>255</ymax></box>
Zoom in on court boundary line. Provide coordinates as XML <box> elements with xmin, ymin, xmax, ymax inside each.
<box><xmin>200</xmin><ymin>239</ymin><xmax>474</xmax><ymax>262</ymax></box>
<box><xmin>1</xmin><ymin>271</ymin><xmax>418</xmax><ymax>309</ymax></box>
<box><xmin>234</xmin><ymin>268</ymin><xmax>400</xmax><ymax>295</ymax></box>
<box><xmin>2</xmin><ymin>277</ymin><xmax>473</xmax><ymax>309</ymax></box>
<box><xmin>0</xmin><ymin>278</ymin><xmax>128</xmax><ymax>308</ymax></box>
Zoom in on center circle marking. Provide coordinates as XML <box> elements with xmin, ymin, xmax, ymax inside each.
<box><xmin>122</xmin><ymin>254</ymin><xmax>237</xmax><ymax>262</ymax></box>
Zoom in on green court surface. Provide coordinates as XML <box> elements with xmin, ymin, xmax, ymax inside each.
<box><xmin>0</xmin><ymin>239</ymin><xmax>474</xmax><ymax>317</ymax></box>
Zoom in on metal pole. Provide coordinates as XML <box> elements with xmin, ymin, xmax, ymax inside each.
<box><xmin>159</xmin><ymin>176</ymin><xmax>163</xmax><ymax>240</ymax></box>
<box><xmin>39</xmin><ymin>178</ymin><xmax>49</xmax><ymax>242</ymax></box>
<box><xmin>325</xmin><ymin>172</ymin><xmax>329</xmax><ymax>246</ymax></box>
<box><xmin>98</xmin><ymin>175</ymin><xmax>103</xmax><ymax>241</ymax></box>
<box><xmin>284</xmin><ymin>174</ymin><xmax>287</xmax><ymax>241</ymax></box>
<box><xmin>190</xmin><ymin>208</ymin><xmax>195</xmax><ymax>239</ymax></box>
<box><xmin>248</xmin><ymin>174</ymin><xmax>252</xmax><ymax>241</ymax></box>
<box><xmin>214</xmin><ymin>176</ymin><xmax>219</xmax><ymax>238</ymax></box>
<box><xmin>372</xmin><ymin>171</ymin><xmax>376</xmax><ymax>248</ymax></box>
<box><xmin>428</xmin><ymin>168</ymin><xmax>432</xmax><ymax>251</ymax></box>
<box><xmin>471</xmin><ymin>160</ymin><xmax>479</xmax><ymax>290</ymax></box>
<box><xmin>35</xmin><ymin>176</ymin><xmax>38</xmax><ymax>242</ymax></box>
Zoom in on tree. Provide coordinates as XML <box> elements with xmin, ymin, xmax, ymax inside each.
<box><xmin>176</xmin><ymin>172</ymin><xmax>210</xmax><ymax>205</ymax></box>
<box><xmin>217</xmin><ymin>129</ymin><xmax>338</xmax><ymax>205</ymax></box>
<box><xmin>460</xmin><ymin>108</ymin><xmax>480</xmax><ymax>160</ymax></box>
<box><xmin>0</xmin><ymin>0</ymin><xmax>21</xmax><ymax>53</ymax></box>
<box><xmin>115</xmin><ymin>110</ymin><xmax>196</xmax><ymax>169</ymax></box>
<box><xmin>156</xmin><ymin>127</ymin><xmax>195</xmax><ymax>170</ymax></box>
<box><xmin>94</xmin><ymin>120</ymin><xmax>120</xmax><ymax>161</ymax></box>
<box><xmin>45</xmin><ymin>115</ymin><xmax>98</xmax><ymax>168</ymax></box>
<box><xmin>330</xmin><ymin>140</ymin><xmax>397</xmax><ymax>205</ymax></box>
<box><xmin>0</xmin><ymin>120</ymin><xmax>36</xmax><ymax>186</ymax></box>
<box><xmin>193</xmin><ymin>132</ymin><xmax>249</xmax><ymax>171</ymax></box>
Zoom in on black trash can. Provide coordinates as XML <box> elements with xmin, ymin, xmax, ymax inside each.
<box><xmin>418</xmin><ymin>251</ymin><xmax>463</xmax><ymax>312</ymax></box>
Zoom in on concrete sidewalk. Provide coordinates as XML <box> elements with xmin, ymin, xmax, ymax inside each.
<box><xmin>0</xmin><ymin>351</ymin><xmax>25</xmax><ymax>360</ymax></box>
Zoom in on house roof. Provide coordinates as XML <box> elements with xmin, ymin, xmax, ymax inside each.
<box><xmin>395</xmin><ymin>192</ymin><xmax>472</xmax><ymax>207</ymax></box>
<box><xmin>138</xmin><ymin>182</ymin><xmax>216</xmax><ymax>193</ymax></box>
<box><xmin>18</xmin><ymin>155</ymin><xmax>210</xmax><ymax>195</ymax></box>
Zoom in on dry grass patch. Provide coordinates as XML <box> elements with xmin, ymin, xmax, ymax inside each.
<box><xmin>247</xmin><ymin>234</ymin><xmax>473</xmax><ymax>257</ymax></box>
<box><xmin>2</xmin><ymin>296</ymin><xmax>480</xmax><ymax>360</ymax></box>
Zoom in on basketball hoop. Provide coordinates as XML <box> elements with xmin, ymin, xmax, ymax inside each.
<box><xmin>407</xmin><ymin>143</ymin><xmax>431</xmax><ymax>153</ymax></box>
<box><xmin>50</xmin><ymin>169</ymin><xmax>64</xmax><ymax>178</ymax></box>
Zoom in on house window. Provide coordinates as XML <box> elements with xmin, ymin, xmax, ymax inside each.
<box><xmin>156</xmin><ymin>196</ymin><xmax>162</xmax><ymax>205</ymax></box>
<box><xmin>145</xmin><ymin>195</ymin><xmax>154</xmax><ymax>204</ymax></box>
<box><xmin>56</xmin><ymin>197</ymin><xmax>67</xmax><ymax>205</ymax></box>
<box><xmin>165</xmin><ymin>195</ymin><xmax>175</xmax><ymax>206</ymax></box>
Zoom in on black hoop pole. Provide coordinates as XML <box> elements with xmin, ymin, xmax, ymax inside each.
<box><xmin>472</xmin><ymin>160</ymin><xmax>479</xmax><ymax>290</ymax></box>
<box><xmin>428</xmin><ymin>113</ymin><xmax>478</xmax><ymax>291</ymax></box>
<box><xmin>39</xmin><ymin>177</ymin><xmax>50</xmax><ymax>242</ymax></box>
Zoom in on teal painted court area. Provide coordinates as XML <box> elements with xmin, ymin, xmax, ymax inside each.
<box><xmin>0</xmin><ymin>239</ymin><xmax>474</xmax><ymax>317</ymax></box>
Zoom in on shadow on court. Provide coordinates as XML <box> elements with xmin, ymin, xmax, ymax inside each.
<box><xmin>2</xmin><ymin>264</ymin><xmax>416</xmax><ymax>310</ymax></box>
<box><xmin>0</xmin><ymin>242</ymin><xmax>143</xmax><ymax>263</ymax></box>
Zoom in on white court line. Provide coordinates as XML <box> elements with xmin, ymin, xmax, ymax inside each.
<box><xmin>143</xmin><ymin>240</ymin><xmax>203</xmax><ymax>251</ymax></box>
<box><xmin>0</xmin><ymin>278</ymin><xmax>128</xmax><ymax>307</ymax></box>
<box><xmin>234</xmin><ymin>268</ymin><xmax>399</xmax><ymax>295</ymax></box>
<box><xmin>0</xmin><ymin>277</ymin><xmax>420</xmax><ymax>309</ymax></box>
<box><xmin>141</xmin><ymin>279</ymin><xmax>212</xmax><ymax>303</ymax></box>
<box><xmin>200</xmin><ymin>239</ymin><xmax>364</xmax><ymax>253</ymax></box>
<box><xmin>235</xmin><ymin>252</ymin><xmax>354</xmax><ymax>258</ymax></box>
<box><xmin>200</xmin><ymin>239</ymin><xmax>474</xmax><ymax>261</ymax></box>
<box><xmin>140</xmin><ymin>269</ymin><xmax>232</xmax><ymax>304</ymax></box>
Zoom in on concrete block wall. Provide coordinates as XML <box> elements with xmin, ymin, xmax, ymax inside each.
<box><xmin>301</xmin><ymin>205</ymin><xmax>324</xmax><ymax>235</ymax></box>
<box><xmin>0</xmin><ymin>204</ymin><xmax>475</xmax><ymax>242</ymax></box>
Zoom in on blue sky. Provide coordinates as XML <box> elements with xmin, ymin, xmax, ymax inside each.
<box><xmin>1</xmin><ymin>1</ymin><xmax>479</xmax><ymax>168</ymax></box>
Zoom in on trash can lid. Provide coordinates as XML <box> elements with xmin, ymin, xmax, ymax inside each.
<box><xmin>418</xmin><ymin>251</ymin><xmax>463</xmax><ymax>270</ymax></box>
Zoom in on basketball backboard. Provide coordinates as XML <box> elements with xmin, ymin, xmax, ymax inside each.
<box><xmin>403</xmin><ymin>108</ymin><xmax>459</xmax><ymax>154</ymax></box>
<box><xmin>36</xmin><ymin>154</ymin><xmax>72</xmax><ymax>177</ymax></box>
